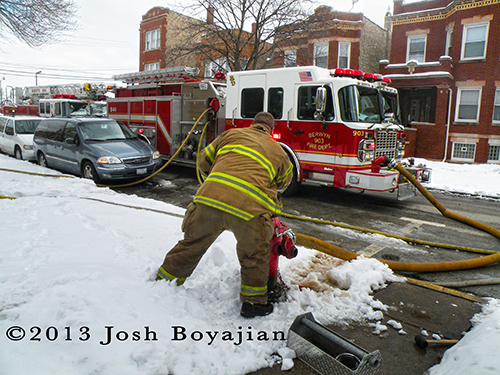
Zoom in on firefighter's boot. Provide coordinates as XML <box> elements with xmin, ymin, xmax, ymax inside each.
<box><xmin>240</xmin><ymin>302</ymin><xmax>274</xmax><ymax>318</ymax></box>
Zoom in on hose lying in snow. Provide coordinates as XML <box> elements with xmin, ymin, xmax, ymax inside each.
<box><xmin>97</xmin><ymin>107</ymin><xmax>214</xmax><ymax>189</ymax></box>
<box><xmin>293</xmin><ymin>162</ymin><xmax>500</xmax><ymax>273</ymax></box>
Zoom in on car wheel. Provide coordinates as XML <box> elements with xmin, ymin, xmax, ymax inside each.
<box><xmin>15</xmin><ymin>147</ymin><xmax>23</xmax><ymax>160</ymax></box>
<box><xmin>38</xmin><ymin>152</ymin><xmax>48</xmax><ymax>168</ymax></box>
<box><xmin>82</xmin><ymin>161</ymin><xmax>101</xmax><ymax>183</ymax></box>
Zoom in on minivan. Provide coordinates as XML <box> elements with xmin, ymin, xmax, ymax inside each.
<box><xmin>33</xmin><ymin>117</ymin><xmax>163</xmax><ymax>183</ymax></box>
<box><xmin>0</xmin><ymin>115</ymin><xmax>43</xmax><ymax>161</ymax></box>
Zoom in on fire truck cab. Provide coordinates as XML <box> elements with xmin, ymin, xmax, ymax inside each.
<box><xmin>226</xmin><ymin>66</ymin><xmax>427</xmax><ymax>199</ymax></box>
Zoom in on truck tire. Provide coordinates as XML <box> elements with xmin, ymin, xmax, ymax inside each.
<box><xmin>281</xmin><ymin>151</ymin><xmax>300</xmax><ymax>197</ymax></box>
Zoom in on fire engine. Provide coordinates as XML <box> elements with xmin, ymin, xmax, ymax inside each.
<box><xmin>2</xmin><ymin>83</ymin><xmax>113</xmax><ymax>117</ymax></box>
<box><xmin>108</xmin><ymin>66</ymin><xmax>429</xmax><ymax>199</ymax></box>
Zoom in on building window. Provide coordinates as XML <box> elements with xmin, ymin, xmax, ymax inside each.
<box><xmin>488</xmin><ymin>144</ymin><xmax>500</xmax><ymax>163</ymax></box>
<box><xmin>407</xmin><ymin>35</ymin><xmax>426</xmax><ymax>63</ymax></box>
<box><xmin>445</xmin><ymin>29</ymin><xmax>453</xmax><ymax>56</ymax></box>
<box><xmin>144</xmin><ymin>62</ymin><xmax>160</xmax><ymax>71</ymax></box>
<box><xmin>493</xmin><ymin>88</ymin><xmax>500</xmax><ymax>124</ymax></box>
<box><xmin>461</xmin><ymin>23</ymin><xmax>488</xmax><ymax>60</ymax></box>
<box><xmin>145</xmin><ymin>29</ymin><xmax>161</xmax><ymax>51</ymax></box>
<box><xmin>314</xmin><ymin>42</ymin><xmax>329</xmax><ymax>68</ymax></box>
<box><xmin>338</xmin><ymin>42</ymin><xmax>350</xmax><ymax>69</ymax></box>
<box><xmin>456</xmin><ymin>88</ymin><xmax>481</xmax><ymax>122</ymax></box>
<box><xmin>452</xmin><ymin>142</ymin><xmax>476</xmax><ymax>161</ymax></box>
<box><xmin>205</xmin><ymin>58</ymin><xmax>230</xmax><ymax>78</ymax></box>
<box><xmin>284</xmin><ymin>50</ymin><xmax>296</xmax><ymax>67</ymax></box>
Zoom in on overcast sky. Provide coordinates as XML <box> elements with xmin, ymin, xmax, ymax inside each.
<box><xmin>0</xmin><ymin>0</ymin><xmax>393</xmax><ymax>93</ymax></box>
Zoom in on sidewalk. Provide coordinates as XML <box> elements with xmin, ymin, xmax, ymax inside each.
<box><xmin>249</xmin><ymin>281</ymin><xmax>484</xmax><ymax>375</ymax></box>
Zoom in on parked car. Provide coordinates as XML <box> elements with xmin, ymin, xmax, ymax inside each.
<box><xmin>0</xmin><ymin>115</ymin><xmax>42</xmax><ymax>160</ymax></box>
<box><xmin>33</xmin><ymin>117</ymin><xmax>163</xmax><ymax>183</ymax></box>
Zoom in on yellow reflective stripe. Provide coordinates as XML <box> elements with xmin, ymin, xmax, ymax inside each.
<box><xmin>157</xmin><ymin>267</ymin><xmax>185</xmax><ymax>284</ymax></box>
<box><xmin>205</xmin><ymin>144</ymin><xmax>216</xmax><ymax>163</ymax></box>
<box><xmin>241</xmin><ymin>283</ymin><xmax>267</xmax><ymax>296</ymax></box>
<box><xmin>217</xmin><ymin>145</ymin><xmax>276</xmax><ymax>182</ymax></box>
<box><xmin>193</xmin><ymin>196</ymin><xmax>254</xmax><ymax>221</ymax></box>
<box><xmin>206</xmin><ymin>172</ymin><xmax>282</xmax><ymax>214</ymax></box>
<box><xmin>275</xmin><ymin>163</ymin><xmax>293</xmax><ymax>185</ymax></box>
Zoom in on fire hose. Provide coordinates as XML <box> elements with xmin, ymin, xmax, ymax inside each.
<box><xmin>292</xmin><ymin>159</ymin><xmax>500</xmax><ymax>273</ymax></box>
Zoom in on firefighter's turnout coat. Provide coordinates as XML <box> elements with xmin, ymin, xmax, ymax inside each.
<box><xmin>157</xmin><ymin>123</ymin><xmax>293</xmax><ymax>304</ymax></box>
<box><xmin>196</xmin><ymin>123</ymin><xmax>293</xmax><ymax>220</ymax></box>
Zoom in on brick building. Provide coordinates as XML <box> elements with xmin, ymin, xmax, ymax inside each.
<box><xmin>273</xmin><ymin>6</ymin><xmax>390</xmax><ymax>74</ymax></box>
<box><xmin>381</xmin><ymin>0</ymin><xmax>500</xmax><ymax>163</ymax></box>
<box><xmin>139</xmin><ymin>7</ymin><xmax>202</xmax><ymax>72</ymax></box>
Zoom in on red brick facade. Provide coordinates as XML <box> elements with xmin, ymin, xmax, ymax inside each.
<box><xmin>381</xmin><ymin>0</ymin><xmax>500</xmax><ymax>163</ymax></box>
<box><xmin>274</xmin><ymin>6</ymin><xmax>389</xmax><ymax>74</ymax></box>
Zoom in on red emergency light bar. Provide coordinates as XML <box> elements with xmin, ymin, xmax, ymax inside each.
<box><xmin>332</xmin><ymin>69</ymin><xmax>389</xmax><ymax>84</ymax></box>
<box><xmin>51</xmin><ymin>94</ymin><xmax>77</xmax><ymax>99</ymax></box>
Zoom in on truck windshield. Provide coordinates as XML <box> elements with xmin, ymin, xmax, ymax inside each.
<box><xmin>381</xmin><ymin>91</ymin><xmax>401</xmax><ymax>124</ymax></box>
<box><xmin>62</xmin><ymin>101</ymin><xmax>89</xmax><ymax>117</ymax></box>
<box><xmin>339</xmin><ymin>85</ymin><xmax>382</xmax><ymax>123</ymax></box>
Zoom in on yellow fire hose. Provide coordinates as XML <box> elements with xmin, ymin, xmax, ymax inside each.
<box><xmin>293</xmin><ymin>163</ymin><xmax>500</xmax><ymax>273</ymax></box>
<box><xmin>96</xmin><ymin>107</ymin><xmax>213</xmax><ymax>188</ymax></box>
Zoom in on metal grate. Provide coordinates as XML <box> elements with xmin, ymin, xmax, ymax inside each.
<box><xmin>122</xmin><ymin>156</ymin><xmax>151</xmax><ymax>165</ymax></box>
<box><xmin>375</xmin><ymin>131</ymin><xmax>398</xmax><ymax>159</ymax></box>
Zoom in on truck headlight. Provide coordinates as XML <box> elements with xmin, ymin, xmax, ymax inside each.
<box><xmin>152</xmin><ymin>151</ymin><xmax>161</xmax><ymax>159</ymax></box>
<box><xmin>357</xmin><ymin>139</ymin><xmax>375</xmax><ymax>162</ymax></box>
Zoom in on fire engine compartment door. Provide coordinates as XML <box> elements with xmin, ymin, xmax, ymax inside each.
<box><xmin>236</xmin><ymin>74</ymin><xmax>266</xmax><ymax>120</ymax></box>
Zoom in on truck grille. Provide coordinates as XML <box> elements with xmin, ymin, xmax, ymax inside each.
<box><xmin>375</xmin><ymin>131</ymin><xmax>398</xmax><ymax>159</ymax></box>
<box><xmin>122</xmin><ymin>156</ymin><xmax>151</xmax><ymax>165</ymax></box>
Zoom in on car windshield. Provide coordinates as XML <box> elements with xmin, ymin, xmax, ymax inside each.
<box><xmin>78</xmin><ymin>121</ymin><xmax>137</xmax><ymax>142</ymax></box>
<box><xmin>15</xmin><ymin>119</ymin><xmax>42</xmax><ymax>134</ymax></box>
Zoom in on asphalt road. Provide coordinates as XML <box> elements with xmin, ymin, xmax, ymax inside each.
<box><xmin>113</xmin><ymin>164</ymin><xmax>500</xmax><ymax>300</ymax></box>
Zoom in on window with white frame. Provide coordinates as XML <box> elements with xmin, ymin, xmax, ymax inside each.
<box><xmin>445</xmin><ymin>29</ymin><xmax>453</xmax><ymax>56</ymax></box>
<box><xmin>338</xmin><ymin>42</ymin><xmax>351</xmax><ymax>69</ymax></box>
<box><xmin>205</xmin><ymin>58</ymin><xmax>230</xmax><ymax>78</ymax></box>
<box><xmin>144</xmin><ymin>62</ymin><xmax>160</xmax><ymax>71</ymax></box>
<box><xmin>456</xmin><ymin>87</ymin><xmax>481</xmax><ymax>122</ymax></box>
<box><xmin>145</xmin><ymin>29</ymin><xmax>161</xmax><ymax>51</ymax></box>
<box><xmin>284</xmin><ymin>50</ymin><xmax>297</xmax><ymax>67</ymax></box>
<box><xmin>452</xmin><ymin>142</ymin><xmax>476</xmax><ymax>161</ymax></box>
<box><xmin>493</xmin><ymin>88</ymin><xmax>500</xmax><ymax>124</ymax></box>
<box><xmin>407</xmin><ymin>35</ymin><xmax>426</xmax><ymax>63</ymax></box>
<box><xmin>461</xmin><ymin>23</ymin><xmax>488</xmax><ymax>60</ymax></box>
<box><xmin>314</xmin><ymin>42</ymin><xmax>329</xmax><ymax>68</ymax></box>
<box><xmin>488</xmin><ymin>144</ymin><xmax>500</xmax><ymax>162</ymax></box>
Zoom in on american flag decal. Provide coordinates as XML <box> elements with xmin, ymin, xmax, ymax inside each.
<box><xmin>299</xmin><ymin>71</ymin><xmax>313</xmax><ymax>82</ymax></box>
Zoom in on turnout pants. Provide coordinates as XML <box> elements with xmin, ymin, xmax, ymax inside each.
<box><xmin>157</xmin><ymin>203</ymin><xmax>274</xmax><ymax>304</ymax></box>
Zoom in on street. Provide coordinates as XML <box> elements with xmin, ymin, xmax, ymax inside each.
<box><xmin>113</xmin><ymin>164</ymin><xmax>500</xmax><ymax>300</ymax></box>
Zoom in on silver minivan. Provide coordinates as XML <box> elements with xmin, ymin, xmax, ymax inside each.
<box><xmin>0</xmin><ymin>115</ymin><xmax>43</xmax><ymax>160</ymax></box>
<box><xmin>33</xmin><ymin>117</ymin><xmax>163</xmax><ymax>183</ymax></box>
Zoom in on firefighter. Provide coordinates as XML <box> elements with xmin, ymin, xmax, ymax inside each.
<box><xmin>156</xmin><ymin>112</ymin><xmax>293</xmax><ymax>318</ymax></box>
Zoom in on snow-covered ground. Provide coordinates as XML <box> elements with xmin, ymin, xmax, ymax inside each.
<box><xmin>1</xmin><ymin>155</ymin><xmax>499</xmax><ymax>375</ymax></box>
